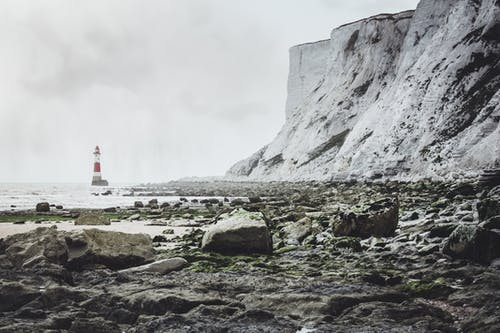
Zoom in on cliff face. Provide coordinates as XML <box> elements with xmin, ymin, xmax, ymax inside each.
<box><xmin>227</xmin><ymin>0</ymin><xmax>500</xmax><ymax>181</ymax></box>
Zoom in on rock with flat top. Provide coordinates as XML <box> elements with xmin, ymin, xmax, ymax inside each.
<box><xmin>2</xmin><ymin>226</ymin><xmax>154</xmax><ymax>270</ymax></box>
<box><xmin>74</xmin><ymin>212</ymin><xmax>110</xmax><ymax>225</ymax></box>
<box><xmin>201</xmin><ymin>208</ymin><xmax>272</xmax><ymax>254</ymax></box>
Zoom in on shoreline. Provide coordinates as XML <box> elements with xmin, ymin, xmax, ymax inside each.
<box><xmin>0</xmin><ymin>179</ymin><xmax>499</xmax><ymax>332</ymax></box>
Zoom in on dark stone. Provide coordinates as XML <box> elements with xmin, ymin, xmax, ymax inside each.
<box><xmin>36</xmin><ymin>202</ymin><xmax>50</xmax><ymax>212</ymax></box>
<box><xmin>477</xmin><ymin>198</ymin><xmax>500</xmax><ymax>221</ymax></box>
<box><xmin>106</xmin><ymin>308</ymin><xmax>138</xmax><ymax>324</ymax></box>
<box><xmin>408</xmin><ymin>211</ymin><xmax>419</xmax><ymax>220</ymax></box>
<box><xmin>331</xmin><ymin>237</ymin><xmax>362</xmax><ymax>252</ymax></box>
<box><xmin>0</xmin><ymin>282</ymin><xmax>40</xmax><ymax>312</ymax></box>
<box><xmin>334</xmin><ymin>198</ymin><xmax>399</xmax><ymax>238</ymax></box>
<box><xmin>48</xmin><ymin>315</ymin><xmax>74</xmax><ymax>329</ymax></box>
<box><xmin>443</xmin><ymin>225</ymin><xmax>500</xmax><ymax>264</ymax></box>
<box><xmin>230</xmin><ymin>199</ymin><xmax>245</xmax><ymax>206</ymax></box>
<box><xmin>134</xmin><ymin>201</ymin><xmax>144</xmax><ymax>208</ymax></box>
<box><xmin>446</xmin><ymin>183</ymin><xmax>476</xmax><ymax>198</ymax></box>
<box><xmin>248</xmin><ymin>196</ymin><xmax>262</xmax><ymax>203</ymax></box>
<box><xmin>429</xmin><ymin>224</ymin><xmax>458</xmax><ymax>238</ymax></box>
<box><xmin>480</xmin><ymin>215</ymin><xmax>500</xmax><ymax>230</ymax></box>
<box><xmin>152</xmin><ymin>235</ymin><xmax>168</xmax><ymax>243</ymax></box>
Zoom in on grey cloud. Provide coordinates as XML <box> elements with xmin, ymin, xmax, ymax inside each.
<box><xmin>0</xmin><ymin>0</ymin><xmax>419</xmax><ymax>182</ymax></box>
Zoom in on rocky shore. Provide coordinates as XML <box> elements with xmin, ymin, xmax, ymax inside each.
<box><xmin>1</xmin><ymin>180</ymin><xmax>499</xmax><ymax>332</ymax></box>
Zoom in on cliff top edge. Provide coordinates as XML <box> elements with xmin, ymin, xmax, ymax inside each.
<box><xmin>290</xmin><ymin>9</ymin><xmax>415</xmax><ymax>50</ymax></box>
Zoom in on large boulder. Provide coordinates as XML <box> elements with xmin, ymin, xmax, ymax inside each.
<box><xmin>4</xmin><ymin>226</ymin><xmax>68</xmax><ymax>266</ymax></box>
<box><xmin>74</xmin><ymin>212</ymin><xmax>110</xmax><ymax>226</ymax></box>
<box><xmin>442</xmin><ymin>225</ymin><xmax>500</xmax><ymax>264</ymax></box>
<box><xmin>2</xmin><ymin>226</ymin><xmax>154</xmax><ymax>270</ymax></box>
<box><xmin>332</xmin><ymin>198</ymin><xmax>399</xmax><ymax>238</ymax></box>
<box><xmin>36</xmin><ymin>202</ymin><xmax>50</xmax><ymax>212</ymax></box>
<box><xmin>65</xmin><ymin>229</ymin><xmax>154</xmax><ymax>270</ymax></box>
<box><xmin>201</xmin><ymin>208</ymin><xmax>272</xmax><ymax>254</ymax></box>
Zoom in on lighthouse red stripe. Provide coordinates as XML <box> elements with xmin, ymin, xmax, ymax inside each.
<box><xmin>94</xmin><ymin>162</ymin><xmax>101</xmax><ymax>172</ymax></box>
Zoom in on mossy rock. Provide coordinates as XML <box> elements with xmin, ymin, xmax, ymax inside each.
<box><xmin>403</xmin><ymin>278</ymin><xmax>454</xmax><ymax>299</ymax></box>
<box><xmin>329</xmin><ymin>237</ymin><xmax>362</xmax><ymax>252</ymax></box>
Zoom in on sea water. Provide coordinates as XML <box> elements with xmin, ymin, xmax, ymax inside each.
<box><xmin>0</xmin><ymin>183</ymin><xmax>183</xmax><ymax>211</ymax></box>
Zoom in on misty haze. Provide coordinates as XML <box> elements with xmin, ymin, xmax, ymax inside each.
<box><xmin>0</xmin><ymin>0</ymin><xmax>499</xmax><ymax>332</ymax></box>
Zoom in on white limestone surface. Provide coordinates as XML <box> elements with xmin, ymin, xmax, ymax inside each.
<box><xmin>227</xmin><ymin>0</ymin><xmax>499</xmax><ymax>181</ymax></box>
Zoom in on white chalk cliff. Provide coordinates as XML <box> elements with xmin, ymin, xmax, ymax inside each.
<box><xmin>227</xmin><ymin>0</ymin><xmax>500</xmax><ymax>181</ymax></box>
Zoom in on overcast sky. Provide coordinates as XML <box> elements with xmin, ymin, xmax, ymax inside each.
<box><xmin>0</xmin><ymin>0</ymin><xmax>419</xmax><ymax>183</ymax></box>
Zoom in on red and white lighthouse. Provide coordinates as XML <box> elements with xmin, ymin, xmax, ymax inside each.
<box><xmin>91</xmin><ymin>145</ymin><xmax>109</xmax><ymax>186</ymax></box>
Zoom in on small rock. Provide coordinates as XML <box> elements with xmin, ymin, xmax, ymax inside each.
<box><xmin>418</xmin><ymin>243</ymin><xmax>440</xmax><ymax>255</ymax></box>
<box><xmin>152</xmin><ymin>235</ymin><xmax>168</xmax><ymax>242</ymax></box>
<box><xmin>443</xmin><ymin>225</ymin><xmax>500</xmax><ymax>264</ymax></box>
<box><xmin>128</xmin><ymin>214</ymin><xmax>141</xmax><ymax>221</ymax></box>
<box><xmin>134</xmin><ymin>201</ymin><xmax>144</xmax><ymax>208</ymax></box>
<box><xmin>333</xmin><ymin>197</ymin><xmax>399</xmax><ymax>238</ymax></box>
<box><xmin>281</xmin><ymin>217</ymin><xmax>312</xmax><ymax>245</ymax></box>
<box><xmin>36</xmin><ymin>202</ymin><xmax>50</xmax><ymax>212</ymax></box>
<box><xmin>230</xmin><ymin>198</ymin><xmax>245</xmax><ymax>206</ymax></box>
<box><xmin>120</xmin><ymin>257</ymin><xmax>188</xmax><ymax>274</ymax></box>
<box><xmin>331</xmin><ymin>237</ymin><xmax>362</xmax><ymax>252</ymax></box>
<box><xmin>248</xmin><ymin>196</ymin><xmax>262</xmax><ymax>203</ymax></box>
<box><xmin>429</xmin><ymin>224</ymin><xmax>457</xmax><ymax>238</ymax></box>
<box><xmin>480</xmin><ymin>215</ymin><xmax>500</xmax><ymax>230</ymax></box>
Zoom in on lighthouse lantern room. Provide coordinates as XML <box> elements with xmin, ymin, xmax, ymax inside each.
<box><xmin>91</xmin><ymin>145</ymin><xmax>109</xmax><ymax>186</ymax></box>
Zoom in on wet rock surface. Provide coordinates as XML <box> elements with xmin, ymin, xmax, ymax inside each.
<box><xmin>2</xmin><ymin>227</ymin><xmax>155</xmax><ymax>270</ymax></box>
<box><xmin>1</xmin><ymin>180</ymin><xmax>500</xmax><ymax>332</ymax></box>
